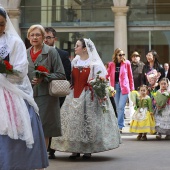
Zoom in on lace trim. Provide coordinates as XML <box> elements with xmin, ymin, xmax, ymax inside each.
<box><xmin>74</xmin><ymin>65</ymin><xmax>90</xmax><ymax>69</ymax></box>
<box><xmin>0</xmin><ymin>88</ymin><xmax>34</xmax><ymax>148</ymax></box>
<box><xmin>155</xmin><ymin>105</ymin><xmax>170</xmax><ymax>129</ymax></box>
<box><xmin>0</xmin><ymin>44</ymin><xmax>10</xmax><ymax>59</ymax></box>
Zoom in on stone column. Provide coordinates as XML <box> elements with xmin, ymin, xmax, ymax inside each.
<box><xmin>0</xmin><ymin>0</ymin><xmax>21</xmax><ymax>35</ymax></box>
<box><xmin>111</xmin><ymin>0</ymin><xmax>129</xmax><ymax>56</ymax></box>
<box><xmin>7</xmin><ymin>9</ymin><xmax>21</xmax><ymax>35</ymax></box>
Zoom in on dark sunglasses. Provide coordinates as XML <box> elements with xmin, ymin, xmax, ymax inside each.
<box><xmin>118</xmin><ymin>54</ymin><xmax>125</xmax><ymax>57</ymax></box>
<box><xmin>133</xmin><ymin>55</ymin><xmax>140</xmax><ymax>57</ymax></box>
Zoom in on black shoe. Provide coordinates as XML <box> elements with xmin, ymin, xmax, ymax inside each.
<box><xmin>82</xmin><ymin>153</ymin><xmax>91</xmax><ymax>159</ymax></box>
<box><xmin>69</xmin><ymin>153</ymin><xmax>80</xmax><ymax>159</ymax></box>
<box><xmin>48</xmin><ymin>154</ymin><xmax>56</xmax><ymax>159</ymax></box>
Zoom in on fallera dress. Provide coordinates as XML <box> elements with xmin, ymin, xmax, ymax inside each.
<box><xmin>154</xmin><ymin>90</ymin><xmax>170</xmax><ymax>135</ymax></box>
<box><xmin>51</xmin><ymin>58</ymin><xmax>121</xmax><ymax>154</ymax></box>
<box><xmin>129</xmin><ymin>95</ymin><xmax>156</xmax><ymax>134</ymax></box>
<box><xmin>0</xmin><ymin>29</ymin><xmax>48</xmax><ymax>170</ymax></box>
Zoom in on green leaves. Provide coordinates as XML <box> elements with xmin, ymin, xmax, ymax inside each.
<box><xmin>89</xmin><ymin>71</ymin><xmax>109</xmax><ymax>113</ymax></box>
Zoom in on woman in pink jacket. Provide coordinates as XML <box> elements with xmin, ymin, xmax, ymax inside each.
<box><xmin>107</xmin><ymin>48</ymin><xmax>134</xmax><ymax>133</ymax></box>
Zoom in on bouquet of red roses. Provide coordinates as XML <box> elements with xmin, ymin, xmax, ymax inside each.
<box><xmin>0</xmin><ymin>57</ymin><xmax>19</xmax><ymax>75</ymax></box>
<box><xmin>33</xmin><ymin>64</ymin><xmax>49</xmax><ymax>78</ymax></box>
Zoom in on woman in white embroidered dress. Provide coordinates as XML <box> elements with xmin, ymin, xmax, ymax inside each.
<box><xmin>0</xmin><ymin>6</ymin><xmax>48</xmax><ymax>170</ymax></box>
<box><xmin>51</xmin><ymin>38</ymin><xmax>121</xmax><ymax>159</ymax></box>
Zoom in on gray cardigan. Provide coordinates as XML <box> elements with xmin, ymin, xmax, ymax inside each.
<box><xmin>27</xmin><ymin>43</ymin><xmax>65</xmax><ymax>97</ymax></box>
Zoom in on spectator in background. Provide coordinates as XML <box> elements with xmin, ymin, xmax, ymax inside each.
<box><xmin>44</xmin><ymin>27</ymin><xmax>71</xmax><ymax>159</ymax></box>
<box><xmin>44</xmin><ymin>27</ymin><xmax>71</xmax><ymax>84</ymax></box>
<box><xmin>107</xmin><ymin>48</ymin><xmax>134</xmax><ymax>133</ymax></box>
<box><xmin>131</xmin><ymin>51</ymin><xmax>145</xmax><ymax>90</ymax></box>
<box><xmin>142</xmin><ymin>50</ymin><xmax>165</xmax><ymax>89</ymax></box>
<box><xmin>164</xmin><ymin>63</ymin><xmax>169</xmax><ymax>78</ymax></box>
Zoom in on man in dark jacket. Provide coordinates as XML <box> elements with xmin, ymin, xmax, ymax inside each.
<box><xmin>44</xmin><ymin>27</ymin><xmax>71</xmax><ymax>159</ymax></box>
<box><xmin>131</xmin><ymin>51</ymin><xmax>145</xmax><ymax>90</ymax></box>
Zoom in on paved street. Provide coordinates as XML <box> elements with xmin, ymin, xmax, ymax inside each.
<box><xmin>46</xmin><ymin>107</ymin><xmax>170</xmax><ymax>170</ymax></box>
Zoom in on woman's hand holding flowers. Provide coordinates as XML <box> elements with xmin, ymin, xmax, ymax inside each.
<box><xmin>32</xmin><ymin>65</ymin><xmax>49</xmax><ymax>85</ymax></box>
<box><xmin>31</xmin><ymin>77</ymin><xmax>43</xmax><ymax>85</ymax></box>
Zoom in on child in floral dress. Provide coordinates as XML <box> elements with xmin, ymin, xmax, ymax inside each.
<box><xmin>154</xmin><ymin>78</ymin><xmax>170</xmax><ymax>140</ymax></box>
<box><xmin>129</xmin><ymin>85</ymin><xmax>156</xmax><ymax>140</ymax></box>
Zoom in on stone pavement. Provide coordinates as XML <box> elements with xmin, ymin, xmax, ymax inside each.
<box><xmin>46</xmin><ymin>106</ymin><xmax>170</xmax><ymax>170</ymax></box>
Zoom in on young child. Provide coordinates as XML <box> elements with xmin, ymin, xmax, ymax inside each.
<box><xmin>148</xmin><ymin>77</ymin><xmax>158</xmax><ymax>110</ymax></box>
<box><xmin>129</xmin><ymin>85</ymin><xmax>156</xmax><ymax>140</ymax></box>
<box><xmin>154</xmin><ymin>78</ymin><xmax>170</xmax><ymax>140</ymax></box>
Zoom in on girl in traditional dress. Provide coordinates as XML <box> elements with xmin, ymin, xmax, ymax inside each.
<box><xmin>129</xmin><ymin>85</ymin><xmax>155</xmax><ymax>140</ymax></box>
<box><xmin>154</xmin><ymin>78</ymin><xmax>170</xmax><ymax>140</ymax></box>
<box><xmin>51</xmin><ymin>38</ymin><xmax>121</xmax><ymax>159</ymax></box>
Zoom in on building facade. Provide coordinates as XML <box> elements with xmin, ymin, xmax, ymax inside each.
<box><xmin>2</xmin><ymin>0</ymin><xmax>170</xmax><ymax>64</ymax></box>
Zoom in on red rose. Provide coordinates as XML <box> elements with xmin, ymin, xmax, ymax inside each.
<box><xmin>4</xmin><ymin>60</ymin><xmax>13</xmax><ymax>70</ymax></box>
<box><xmin>36</xmin><ymin>66</ymin><xmax>49</xmax><ymax>73</ymax></box>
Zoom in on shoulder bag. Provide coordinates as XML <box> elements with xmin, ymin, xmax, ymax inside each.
<box><xmin>49</xmin><ymin>80</ymin><xmax>70</xmax><ymax>97</ymax></box>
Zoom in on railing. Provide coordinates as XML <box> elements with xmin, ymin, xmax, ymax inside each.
<box><xmin>20</xmin><ymin>4</ymin><xmax>170</xmax><ymax>28</ymax></box>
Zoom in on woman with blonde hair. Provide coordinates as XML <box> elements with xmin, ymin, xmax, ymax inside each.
<box><xmin>27</xmin><ymin>24</ymin><xmax>65</xmax><ymax>148</ymax></box>
<box><xmin>106</xmin><ymin>48</ymin><xmax>134</xmax><ymax>133</ymax></box>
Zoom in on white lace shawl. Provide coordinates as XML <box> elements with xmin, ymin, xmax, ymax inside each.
<box><xmin>0</xmin><ymin>7</ymin><xmax>39</xmax><ymax>148</ymax></box>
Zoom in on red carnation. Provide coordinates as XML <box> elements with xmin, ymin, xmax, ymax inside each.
<box><xmin>3</xmin><ymin>60</ymin><xmax>13</xmax><ymax>70</ymax></box>
<box><xmin>36</xmin><ymin>66</ymin><xmax>49</xmax><ymax>73</ymax></box>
